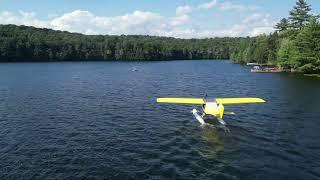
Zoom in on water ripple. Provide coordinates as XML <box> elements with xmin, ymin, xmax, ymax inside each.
<box><xmin>0</xmin><ymin>61</ymin><xmax>320</xmax><ymax>179</ymax></box>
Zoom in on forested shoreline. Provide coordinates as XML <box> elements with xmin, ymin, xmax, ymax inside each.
<box><xmin>0</xmin><ymin>0</ymin><xmax>319</xmax><ymax>74</ymax></box>
<box><xmin>0</xmin><ymin>24</ymin><xmax>244</xmax><ymax>62</ymax></box>
<box><xmin>231</xmin><ymin>0</ymin><xmax>320</xmax><ymax>74</ymax></box>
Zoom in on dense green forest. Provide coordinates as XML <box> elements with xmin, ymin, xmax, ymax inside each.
<box><xmin>0</xmin><ymin>24</ymin><xmax>245</xmax><ymax>62</ymax></box>
<box><xmin>0</xmin><ymin>0</ymin><xmax>319</xmax><ymax>74</ymax></box>
<box><xmin>231</xmin><ymin>0</ymin><xmax>320</xmax><ymax>74</ymax></box>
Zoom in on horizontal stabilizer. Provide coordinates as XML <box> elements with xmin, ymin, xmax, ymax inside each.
<box><xmin>216</xmin><ymin>98</ymin><xmax>265</xmax><ymax>105</ymax></box>
<box><xmin>157</xmin><ymin>98</ymin><xmax>205</xmax><ymax>105</ymax></box>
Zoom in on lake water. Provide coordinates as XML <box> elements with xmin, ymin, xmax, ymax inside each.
<box><xmin>0</xmin><ymin>60</ymin><xmax>320</xmax><ymax>179</ymax></box>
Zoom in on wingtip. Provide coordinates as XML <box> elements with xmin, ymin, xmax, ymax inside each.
<box><xmin>156</xmin><ymin>98</ymin><xmax>168</xmax><ymax>103</ymax></box>
<box><xmin>259</xmin><ymin>98</ymin><xmax>266</xmax><ymax>103</ymax></box>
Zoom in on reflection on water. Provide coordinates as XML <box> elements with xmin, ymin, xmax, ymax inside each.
<box><xmin>198</xmin><ymin>125</ymin><xmax>230</xmax><ymax>158</ymax></box>
<box><xmin>0</xmin><ymin>61</ymin><xmax>320</xmax><ymax>179</ymax></box>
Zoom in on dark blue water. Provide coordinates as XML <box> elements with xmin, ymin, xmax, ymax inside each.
<box><xmin>0</xmin><ymin>61</ymin><xmax>320</xmax><ymax>179</ymax></box>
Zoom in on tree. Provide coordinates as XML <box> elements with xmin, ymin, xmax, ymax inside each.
<box><xmin>277</xmin><ymin>38</ymin><xmax>296</xmax><ymax>69</ymax></box>
<box><xmin>251</xmin><ymin>35</ymin><xmax>269</xmax><ymax>64</ymax></box>
<box><xmin>275</xmin><ymin>18</ymin><xmax>289</xmax><ymax>32</ymax></box>
<box><xmin>231</xmin><ymin>0</ymin><xmax>320</xmax><ymax>74</ymax></box>
<box><xmin>292</xmin><ymin>18</ymin><xmax>320</xmax><ymax>73</ymax></box>
<box><xmin>266</xmin><ymin>33</ymin><xmax>280</xmax><ymax>64</ymax></box>
<box><xmin>289</xmin><ymin>0</ymin><xmax>312</xmax><ymax>30</ymax></box>
<box><xmin>0</xmin><ymin>24</ymin><xmax>242</xmax><ymax>62</ymax></box>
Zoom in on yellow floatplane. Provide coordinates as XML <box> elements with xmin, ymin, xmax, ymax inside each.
<box><xmin>157</xmin><ymin>97</ymin><xmax>265</xmax><ymax>125</ymax></box>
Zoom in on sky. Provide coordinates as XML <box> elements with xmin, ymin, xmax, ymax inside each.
<box><xmin>0</xmin><ymin>0</ymin><xmax>319</xmax><ymax>38</ymax></box>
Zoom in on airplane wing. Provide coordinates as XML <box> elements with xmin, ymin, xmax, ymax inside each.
<box><xmin>157</xmin><ymin>98</ymin><xmax>205</xmax><ymax>105</ymax></box>
<box><xmin>215</xmin><ymin>98</ymin><xmax>265</xmax><ymax>105</ymax></box>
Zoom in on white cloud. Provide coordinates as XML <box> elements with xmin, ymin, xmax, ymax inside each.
<box><xmin>198</xmin><ymin>0</ymin><xmax>218</xmax><ymax>9</ymax></box>
<box><xmin>170</xmin><ymin>14</ymin><xmax>190</xmax><ymax>26</ymax></box>
<box><xmin>50</xmin><ymin>10</ymin><xmax>164</xmax><ymax>35</ymax></box>
<box><xmin>250</xmin><ymin>27</ymin><xmax>274</xmax><ymax>36</ymax></box>
<box><xmin>198</xmin><ymin>0</ymin><xmax>258</xmax><ymax>11</ymax></box>
<box><xmin>0</xmin><ymin>8</ymin><xmax>275</xmax><ymax>38</ymax></box>
<box><xmin>219</xmin><ymin>2</ymin><xmax>246</xmax><ymax>11</ymax></box>
<box><xmin>223</xmin><ymin>13</ymin><xmax>276</xmax><ymax>37</ymax></box>
<box><xmin>219</xmin><ymin>2</ymin><xmax>258</xmax><ymax>11</ymax></box>
<box><xmin>173</xmin><ymin>5</ymin><xmax>192</xmax><ymax>26</ymax></box>
<box><xmin>0</xmin><ymin>10</ymin><xmax>49</xmax><ymax>27</ymax></box>
<box><xmin>176</xmin><ymin>5</ymin><xmax>193</xmax><ymax>16</ymax></box>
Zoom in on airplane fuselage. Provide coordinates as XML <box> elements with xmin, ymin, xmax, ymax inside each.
<box><xmin>203</xmin><ymin>102</ymin><xmax>225</xmax><ymax>119</ymax></box>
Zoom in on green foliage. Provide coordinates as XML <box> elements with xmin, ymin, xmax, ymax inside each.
<box><xmin>0</xmin><ymin>0</ymin><xmax>318</xmax><ymax>74</ymax></box>
<box><xmin>275</xmin><ymin>18</ymin><xmax>289</xmax><ymax>32</ymax></box>
<box><xmin>232</xmin><ymin>0</ymin><xmax>320</xmax><ymax>74</ymax></box>
<box><xmin>289</xmin><ymin>0</ymin><xmax>312</xmax><ymax>30</ymax></box>
<box><xmin>277</xmin><ymin>38</ymin><xmax>296</xmax><ymax>68</ymax></box>
<box><xmin>231</xmin><ymin>34</ymin><xmax>279</xmax><ymax>65</ymax></box>
<box><xmin>293</xmin><ymin>19</ymin><xmax>320</xmax><ymax>73</ymax></box>
<box><xmin>0</xmin><ymin>24</ymin><xmax>242</xmax><ymax>62</ymax></box>
<box><xmin>252</xmin><ymin>35</ymin><xmax>269</xmax><ymax>64</ymax></box>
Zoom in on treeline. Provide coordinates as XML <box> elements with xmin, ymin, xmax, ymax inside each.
<box><xmin>231</xmin><ymin>0</ymin><xmax>320</xmax><ymax>74</ymax></box>
<box><xmin>0</xmin><ymin>24</ymin><xmax>244</xmax><ymax>62</ymax></box>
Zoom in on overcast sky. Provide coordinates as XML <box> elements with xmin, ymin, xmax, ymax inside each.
<box><xmin>0</xmin><ymin>0</ymin><xmax>319</xmax><ymax>38</ymax></box>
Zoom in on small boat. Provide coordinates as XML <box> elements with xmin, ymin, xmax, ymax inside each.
<box><xmin>251</xmin><ymin>65</ymin><xmax>282</xmax><ymax>73</ymax></box>
<box><xmin>246</xmin><ymin>63</ymin><xmax>260</xmax><ymax>66</ymax></box>
<box><xmin>131</xmin><ymin>67</ymin><xmax>138</xmax><ymax>72</ymax></box>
